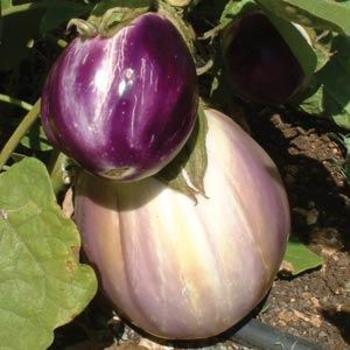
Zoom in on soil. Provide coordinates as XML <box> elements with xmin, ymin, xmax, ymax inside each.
<box><xmin>249</xmin><ymin>109</ymin><xmax>350</xmax><ymax>350</ymax></box>
<box><xmin>49</xmin><ymin>108</ymin><xmax>350</xmax><ymax>350</ymax></box>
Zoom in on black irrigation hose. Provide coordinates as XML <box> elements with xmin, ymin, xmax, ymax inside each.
<box><xmin>119</xmin><ymin>309</ymin><xmax>324</xmax><ymax>350</ymax></box>
<box><xmin>231</xmin><ymin>318</ymin><xmax>324</xmax><ymax>350</ymax></box>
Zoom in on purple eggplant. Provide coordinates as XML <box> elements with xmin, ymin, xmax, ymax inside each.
<box><xmin>223</xmin><ymin>13</ymin><xmax>305</xmax><ymax>105</ymax></box>
<box><xmin>41</xmin><ymin>13</ymin><xmax>198</xmax><ymax>181</ymax></box>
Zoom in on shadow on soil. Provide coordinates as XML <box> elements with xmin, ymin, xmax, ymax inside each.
<box><xmin>321</xmin><ymin>309</ymin><xmax>350</xmax><ymax>346</ymax></box>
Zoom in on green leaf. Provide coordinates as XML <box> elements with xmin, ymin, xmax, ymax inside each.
<box><xmin>335</xmin><ymin>133</ymin><xmax>350</xmax><ymax>152</ymax></box>
<box><xmin>299</xmin><ymin>35</ymin><xmax>350</xmax><ymax>129</ymax></box>
<box><xmin>298</xmin><ymin>79</ymin><xmax>325</xmax><ymax>115</ymax></box>
<box><xmin>220</xmin><ymin>0</ymin><xmax>257</xmax><ymax>28</ymax></box>
<box><xmin>40</xmin><ymin>1</ymin><xmax>91</xmax><ymax>34</ymax></box>
<box><xmin>320</xmin><ymin>36</ymin><xmax>350</xmax><ymax>129</ymax></box>
<box><xmin>0</xmin><ymin>158</ymin><xmax>97</xmax><ymax>350</ymax></box>
<box><xmin>0</xmin><ymin>0</ymin><xmax>12</xmax><ymax>12</ymax></box>
<box><xmin>256</xmin><ymin>0</ymin><xmax>350</xmax><ymax>35</ymax></box>
<box><xmin>282</xmin><ymin>239</ymin><xmax>323</xmax><ymax>276</ymax></box>
<box><xmin>157</xmin><ymin>103</ymin><xmax>208</xmax><ymax>200</ymax></box>
<box><xmin>312</xmin><ymin>31</ymin><xmax>334</xmax><ymax>72</ymax></box>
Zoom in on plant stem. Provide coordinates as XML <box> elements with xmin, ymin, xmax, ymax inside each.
<box><xmin>1</xmin><ymin>2</ymin><xmax>46</xmax><ymax>16</ymax></box>
<box><xmin>0</xmin><ymin>99</ymin><xmax>41</xmax><ymax>170</ymax></box>
<box><xmin>49</xmin><ymin>151</ymin><xmax>69</xmax><ymax>195</ymax></box>
<box><xmin>0</xmin><ymin>93</ymin><xmax>33</xmax><ymax>111</ymax></box>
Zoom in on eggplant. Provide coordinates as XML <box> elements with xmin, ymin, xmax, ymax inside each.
<box><xmin>223</xmin><ymin>12</ymin><xmax>305</xmax><ymax>105</ymax></box>
<box><xmin>41</xmin><ymin>13</ymin><xmax>198</xmax><ymax>181</ymax></box>
<box><xmin>74</xmin><ymin>108</ymin><xmax>290</xmax><ymax>340</ymax></box>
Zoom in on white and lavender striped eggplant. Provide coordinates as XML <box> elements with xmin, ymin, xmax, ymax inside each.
<box><xmin>74</xmin><ymin>109</ymin><xmax>290</xmax><ymax>340</ymax></box>
<box><xmin>41</xmin><ymin>13</ymin><xmax>198</xmax><ymax>181</ymax></box>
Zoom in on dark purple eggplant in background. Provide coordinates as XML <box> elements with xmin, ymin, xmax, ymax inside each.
<box><xmin>41</xmin><ymin>13</ymin><xmax>198</xmax><ymax>181</ymax></box>
<box><xmin>223</xmin><ymin>13</ymin><xmax>305</xmax><ymax>105</ymax></box>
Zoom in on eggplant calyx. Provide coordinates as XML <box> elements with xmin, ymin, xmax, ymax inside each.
<box><xmin>67</xmin><ymin>18</ymin><xmax>98</xmax><ymax>38</ymax></box>
<box><xmin>82</xmin><ymin>1</ymin><xmax>155</xmax><ymax>38</ymax></box>
<box><xmin>96</xmin><ymin>6</ymin><xmax>151</xmax><ymax>37</ymax></box>
<box><xmin>196</xmin><ymin>59</ymin><xmax>214</xmax><ymax>76</ymax></box>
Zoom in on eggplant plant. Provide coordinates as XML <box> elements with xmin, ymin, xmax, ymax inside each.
<box><xmin>2</xmin><ymin>0</ymin><xmax>348</xmax><ymax>348</ymax></box>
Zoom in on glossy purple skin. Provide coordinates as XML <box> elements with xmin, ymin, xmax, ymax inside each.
<box><xmin>41</xmin><ymin>13</ymin><xmax>198</xmax><ymax>181</ymax></box>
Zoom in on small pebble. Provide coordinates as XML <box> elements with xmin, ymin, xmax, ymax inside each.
<box><xmin>318</xmin><ymin>331</ymin><xmax>328</xmax><ymax>338</ymax></box>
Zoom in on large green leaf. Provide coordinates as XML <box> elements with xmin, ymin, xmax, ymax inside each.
<box><xmin>0</xmin><ymin>158</ymin><xmax>97</xmax><ymax>349</ymax></box>
<box><xmin>256</xmin><ymin>0</ymin><xmax>350</xmax><ymax>34</ymax></box>
<box><xmin>283</xmin><ymin>239</ymin><xmax>324</xmax><ymax>276</ymax></box>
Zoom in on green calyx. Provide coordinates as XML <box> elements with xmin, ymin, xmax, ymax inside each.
<box><xmin>67</xmin><ymin>18</ymin><xmax>98</xmax><ymax>38</ymax></box>
<box><xmin>67</xmin><ymin>0</ymin><xmax>155</xmax><ymax>38</ymax></box>
<box><xmin>157</xmin><ymin>101</ymin><xmax>208</xmax><ymax>202</ymax></box>
<box><xmin>66</xmin><ymin>0</ymin><xmax>195</xmax><ymax>54</ymax></box>
<box><xmin>90</xmin><ymin>5</ymin><xmax>153</xmax><ymax>37</ymax></box>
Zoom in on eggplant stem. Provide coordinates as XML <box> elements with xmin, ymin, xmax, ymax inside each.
<box><xmin>199</xmin><ymin>24</ymin><xmax>224</xmax><ymax>42</ymax></box>
<box><xmin>196</xmin><ymin>59</ymin><xmax>214</xmax><ymax>76</ymax></box>
<box><xmin>0</xmin><ymin>94</ymin><xmax>33</xmax><ymax>111</ymax></box>
<box><xmin>67</xmin><ymin>18</ymin><xmax>98</xmax><ymax>38</ymax></box>
<box><xmin>0</xmin><ymin>99</ymin><xmax>41</xmax><ymax>171</ymax></box>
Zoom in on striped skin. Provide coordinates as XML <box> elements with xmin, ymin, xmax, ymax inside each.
<box><xmin>41</xmin><ymin>13</ymin><xmax>198</xmax><ymax>181</ymax></box>
<box><xmin>74</xmin><ymin>109</ymin><xmax>290</xmax><ymax>339</ymax></box>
